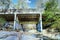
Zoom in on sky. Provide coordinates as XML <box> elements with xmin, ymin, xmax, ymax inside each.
<box><xmin>29</xmin><ymin>0</ymin><xmax>37</xmax><ymax>8</ymax></box>
<box><xmin>12</xmin><ymin>0</ymin><xmax>18</xmax><ymax>4</ymax></box>
<box><xmin>12</xmin><ymin>0</ymin><xmax>37</xmax><ymax>8</ymax></box>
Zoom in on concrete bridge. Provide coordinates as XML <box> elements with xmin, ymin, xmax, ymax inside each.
<box><xmin>0</xmin><ymin>8</ymin><xmax>44</xmax><ymax>32</ymax></box>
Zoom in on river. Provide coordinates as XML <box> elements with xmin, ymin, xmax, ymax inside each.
<box><xmin>0</xmin><ymin>31</ymin><xmax>60</xmax><ymax>40</ymax></box>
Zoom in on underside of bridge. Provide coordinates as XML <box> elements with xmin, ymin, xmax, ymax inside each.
<box><xmin>16</xmin><ymin>14</ymin><xmax>40</xmax><ymax>32</ymax></box>
<box><xmin>17</xmin><ymin>14</ymin><xmax>40</xmax><ymax>24</ymax></box>
<box><xmin>0</xmin><ymin>14</ymin><xmax>14</xmax><ymax>21</ymax></box>
<box><xmin>0</xmin><ymin>14</ymin><xmax>41</xmax><ymax>32</ymax></box>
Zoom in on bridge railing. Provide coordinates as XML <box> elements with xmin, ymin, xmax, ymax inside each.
<box><xmin>0</xmin><ymin>9</ymin><xmax>41</xmax><ymax>14</ymax></box>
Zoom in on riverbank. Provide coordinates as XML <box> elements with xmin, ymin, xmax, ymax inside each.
<box><xmin>42</xmin><ymin>29</ymin><xmax>60</xmax><ymax>39</ymax></box>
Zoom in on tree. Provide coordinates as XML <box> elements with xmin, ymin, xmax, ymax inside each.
<box><xmin>45</xmin><ymin>0</ymin><xmax>57</xmax><ymax>10</ymax></box>
<box><xmin>43</xmin><ymin>0</ymin><xmax>60</xmax><ymax>31</ymax></box>
<box><xmin>15</xmin><ymin>0</ymin><xmax>29</xmax><ymax>9</ymax></box>
<box><xmin>0</xmin><ymin>0</ymin><xmax>11</xmax><ymax>9</ymax></box>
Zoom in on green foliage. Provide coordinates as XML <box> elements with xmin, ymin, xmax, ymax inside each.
<box><xmin>45</xmin><ymin>0</ymin><xmax>57</xmax><ymax>11</ymax></box>
<box><xmin>43</xmin><ymin>0</ymin><xmax>60</xmax><ymax>31</ymax></box>
<box><xmin>0</xmin><ymin>17</ymin><xmax>6</xmax><ymax>25</ymax></box>
<box><xmin>43</xmin><ymin>11</ymin><xmax>55</xmax><ymax>22</ymax></box>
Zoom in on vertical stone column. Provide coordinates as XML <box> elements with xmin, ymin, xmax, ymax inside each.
<box><xmin>40</xmin><ymin>13</ymin><xmax>42</xmax><ymax>32</ymax></box>
<box><xmin>36</xmin><ymin>24</ymin><xmax>38</xmax><ymax>31</ymax></box>
<box><xmin>14</xmin><ymin>13</ymin><xmax>17</xmax><ymax>30</ymax></box>
<box><xmin>40</xmin><ymin>12</ymin><xmax>43</xmax><ymax>40</ymax></box>
<box><xmin>21</xmin><ymin>24</ymin><xmax>25</xmax><ymax>31</ymax></box>
<box><xmin>36</xmin><ymin>13</ymin><xmax>42</xmax><ymax>32</ymax></box>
